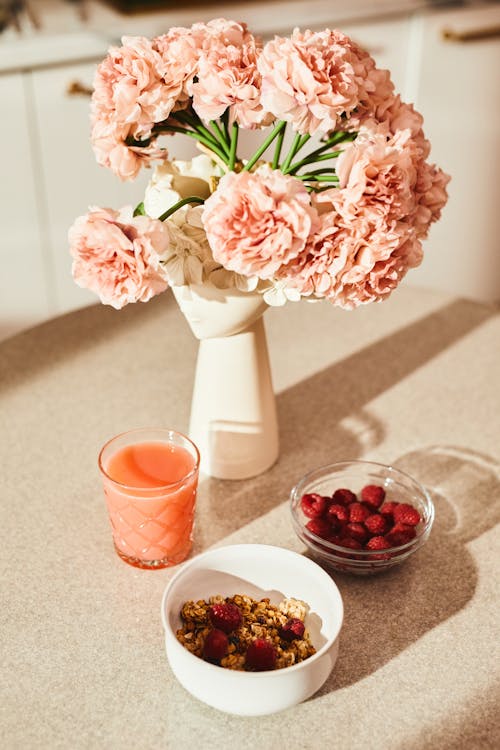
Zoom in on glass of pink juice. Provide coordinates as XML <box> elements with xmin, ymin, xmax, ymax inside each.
<box><xmin>98</xmin><ymin>428</ymin><xmax>200</xmax><ymax>569</ymax></box>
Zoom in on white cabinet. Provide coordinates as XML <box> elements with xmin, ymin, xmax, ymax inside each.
<box><xmin>407</xmin><ymin>4</ymin><xmax>500</xmax><ymax>302</ymax></box>
<box><xmin>0</xmin><ymin>72</ymin><xmax>52</xmax><ymax>339</ymax></box>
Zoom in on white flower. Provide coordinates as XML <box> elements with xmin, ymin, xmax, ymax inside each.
<box><xmin>144</xmin><ymin>154</ymin><xmax>222</xmax><ymax>219</ymax></box>
<box><xmin>163</xmin><ymin>253</ymin><xmax>204</xmax><ymax>286</ymax></box>
<box><xmin>262</xmin><ymin>281</ymin><xmax>302</xmax><ymax>306</ymax></box>
<box><xmin>181</xmin><ymin>205</ymin><xmax>213</xmax><ymax>248</ymax></box>
<box><xmin>157</xmin><ymin>220</ymin><xmax>206</xmax><ymax>286</ymax></box>
<box><xmin>208</xmin><ymin>267</ymin><xmax>259</xmax><ymax>292</ymax></box>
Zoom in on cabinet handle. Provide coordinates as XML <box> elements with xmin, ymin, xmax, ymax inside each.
<box><xmin>441</xmin><ymin>24</ymin><xmax>500</xmax><ymax>43</ymax></box>
<box><xmin>66</xmin><ymin>80</ymin><xmax>93</xmax><ymax>97</ymax></box>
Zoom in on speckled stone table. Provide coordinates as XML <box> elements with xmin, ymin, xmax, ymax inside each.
<box><xmin>1</xmin><ymin>285</ymin><xmax>499</xmax><ymax>749</ymax></box>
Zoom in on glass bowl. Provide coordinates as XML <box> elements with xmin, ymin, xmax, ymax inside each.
<box><xmin>290</xmin><ymin>460</ymin><xmax>434</xmax><ymax>575</ymax></box>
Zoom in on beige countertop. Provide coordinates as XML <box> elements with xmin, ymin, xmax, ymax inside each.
<box><xmin>1</xmin><ymin>284</ymin><xmax>499</xmax><ymax>748</ymax></box>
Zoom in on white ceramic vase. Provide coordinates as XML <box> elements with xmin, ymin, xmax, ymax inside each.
<box><xmin>172</xmin><ymin>283</ymin><xmax>279</xmax><ymax>480</ymax></box>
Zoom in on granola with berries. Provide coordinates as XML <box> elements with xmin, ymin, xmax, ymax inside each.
<box><xmin>176</xmin><ymin>594</ymin><xmax>316</xmax><ymax>671</ymax></box>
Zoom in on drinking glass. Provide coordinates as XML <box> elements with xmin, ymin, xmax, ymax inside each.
<box><xmin>98</xmin><ymin>428</ymin><xmax>200</xmax><ymax>569</ymax></box>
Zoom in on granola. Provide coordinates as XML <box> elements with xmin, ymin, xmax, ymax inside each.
<box><xmin>176</xmin><ymin>594</ymin><xmax>316</xmax><ymax>670</ymax></box>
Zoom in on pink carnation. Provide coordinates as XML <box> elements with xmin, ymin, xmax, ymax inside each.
<box><xmin>412</xmin><ymin>160</ymin><xmax>451</xmax><ymax>238</ymax></box>
<box><xmin>347</xmin><ymin>89</ymin><xmax>431</xmax><ymax>162</ymax></box>
<box><xmin>91</xmin><ymin>120</ymin><xmax>165</xmax><ymax>181</ymax></box>
<box><xmin>374</xmin><ymin>97</ymin><xmax>430</xmax><ymax>159</ymax></box>
<box><xmin>277</xmin><ymin>207</ymin><xmax>352</xmax><ymax>297</ymax></box>
<box><xmin>277</xmin><ymin>126</ymin><xmax>437</xmax><ymax>306</ymax></box>
<box><xmin>91</xmin><ymin>35</ymin><xmax>187</xmax><ymax>178</ymax></box>
<box><xmin>337</xmin><ymin>106</ymin><xmax>449</xmax><ymax>242</ymax></box>
<box><xmin>258</xmin><ymin>28</ymin><xmax>376</xmax><ymax>135</ymax></box>
<box><xmin>92</xmin><ymin>35</ymin><xmax>172</xmax><ymax>129</ymax></box>
<box><xmin>202</xmin><ymin>167</ymin><xmax>319</xmax><ymax>278</ymax></box>
<box><xmin>329</xmin><ymin>235</ymin><xmax>423</xmax><ymax>309</ymax></box>
<box><xmin>153</xmin><ymin>26</ymin><xmax>200</xmax><ymax>112</ymax></box>
<box><xmin>69</xmin><ymin>207</ymin><xmax>170</xmax><ymax>308</ymax></box>
<box><xmin>420</xmin><ymin>164</ymin><xmax>450</xmax><ymax>224</ymax></box>
<box><xmin>335</xmin><ymin>127</ymin><xmax>420</xmax><ymax>221</ymax></box>
<box><xmin>344</xmin><ymin>67</ymin><xmax>396</xmax><ymax>132</ymax></box>
<box><xmin>279</xmin><ymin>191</ymin><xmax>421</xmax><ymax>308</ymax></box>
<box><xmin>277</xmin><ymin>104</ymin><xmax>449</xmax><ymax>308</ymax></box>
<box><xmin>384</xmin><ymin>98</ymin><xmax>426</xmax><ymax>144</ymax></box>
<box><xmin>189</xmin><ymin>19</ymin><xmax>271</xmax><ymax>128</ymax></box>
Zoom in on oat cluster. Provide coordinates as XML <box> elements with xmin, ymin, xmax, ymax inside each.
<box><xmin>176</xmin><ymin>594</ymin><xmax>317</xmax><ymax>670</ymax></box>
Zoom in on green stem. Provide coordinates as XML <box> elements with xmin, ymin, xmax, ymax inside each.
<box><xmin>154</xmin><ymin>124</ymin><xmax>229</xmax><ymax>164</ymax></box>
<box><xmin>284</xmin><ymin>132</ymin><xmax>356</xmax><ymax>174</ymax></box>
<box><xmin>170</xmin><ymin>111</ymin><xmax>225</xmax><ymax>153</ymax></box>
<box><xmin>158</xmin><ymin>196</ymin><xmax>205</xmax><ymax>222</ymax></box>
<box><xmin>221</xmin><ymin>109</ymin><xmax>231</xmax><ymax>144</ymax></box>
<box><xmin>300</xmin><ymin>167</ymin><xmax>339</xmax><ymax>176</ymax></box>
<box><xmin>281</xmin><ymin>132</ymin><xmax>304</xmax><ymax>173</ymax></box>
<box><xmin>307</xmin><ymin>184</ymin><xmax>338</xmax><ymax>194</ymax></box>
<box><xmin>242</xmin><ymin>120</ymin><xmax>287</xmax><ymax>172</ymax></box>
<box><xmin>295</xmin><ymin>174</ymin><xmax>340</xmax><ymax>183</ymax></box>
<box><xmin>298</xmin><ymin>133</ymin><xmax>312</xmax><ymax>150</ymax></box>
<box><xmin>287</xmin><ymin>150</ymin><xmax>344</xmax><ymax>174</ymax></box>
<box><xmin>125</xmin><ymin>135</ymin><xmax>152</xmax><ymax>148</ymax></box>
<box><xmin>272</xmin><ymin>122</ymin><xmax>286</xmax><ymax>169</ymax></box>
<box><xmin>313</xmin><ymin>130</ymin><xmax>354</xmax><ymax>154</ymax></box>
<box><xmin>326</xmin><ymin>130</ymin><xmax>355</xmax><ymax>146</ymax></box>
<box><xmin>210</xmin><ymin>119</ymin><xmax>231</xmax><ymax>155</ymax></box>
<box><xmin>228</xmin><ymin>122</ymin><xmax>239</xmax><ymax>171</ymax></box>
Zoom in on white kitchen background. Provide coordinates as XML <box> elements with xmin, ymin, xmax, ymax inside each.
<box><xmin>1</xmin><ymin>0</ymin><xmax>499</xmax><ymax>340</ymax></box>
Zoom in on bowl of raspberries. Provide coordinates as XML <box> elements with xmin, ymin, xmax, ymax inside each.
<box><xmin>290</xmin><ymin>460</ymin><xmax>434</xmax><ymax>575</ymax></box>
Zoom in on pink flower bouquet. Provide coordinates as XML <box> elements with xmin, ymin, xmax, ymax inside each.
<box><xmin>70</xmin><ymin>18</ymin><xmax>450</xmax><ymax>310</ymax></box>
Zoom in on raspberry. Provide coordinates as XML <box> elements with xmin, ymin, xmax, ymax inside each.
<box><xmin>360</xmin><ymin>484</ymin><xmax>386</xmax><ymax>509</ymax></box>
<box><xmin>328</xmin><ymin>534</ymin><xmax>343</xmax><ymax>546</ymax></box>
<box><xmin>338</xmin><ymin>536</ymin><xmax>363</xmax><ymax>550</ymax></box>
<box><xmin>393</xmin><ymin>503</ymin><xmax>421</xmax><ymax>526</ymax></box>
<box><xmin>336</xmin><ymin>535</ymin><xmax>363</xmax><ymax>558</ymax></box>
<box><xmin>348</xmin><ymin>502</ymin><xmax>370</xmax><ymax>523</ymax></box>
<box><xmin>379</xmin><ymin>501</ymin><xmax>399</xmax><ymax>518</ymax></box>
<box><xmin>345</xmin><ymin>522</ymin><xmax>368</xmax><ymax>543</ymax></box>
<box><xmin>366</xmin><ymin>535</ymin><xmax>392</xmax><ymax>551</ymax></box>
<box><xmin>366</xmin><ymin>535</ymin><xmax>392</xmax><ymax>560</ymax></box>
<box><xmin>301</xmin><ymin>492</ymin><xmax>327</xmax><ymax>519</ymax></box>
<box><xmin>203</xmin><ymin>629</ymin><xmax>229</xmax><ymax>662</ymax></box>
<box><xmin>332</xmin><ymin>488</ymin><xmax>357</xmax><ymax>506</ymax></box>
<box><xmin>209</xmin><ymin>602</ymin><xmax>242</xmax><ymax>633</ymax></box>
<box><xmin>327</xmin><ymin>503</ymin><xmax>349</xmax><ymax>524</ymax></box>
<box><xmin>279</xmin><ymin>618</ymin><xmax>306</xmax><ymax>642</ymax></box>
<box><xmin>305</xmin><ymin>518</ymin><xmax>331</xmax><ymax>540</ymax></box>
<box><xmin>365</xmin><ymin>513</ymin><xmax>388</xmax><ymax>535</ymax></box>
<box><xmin>245</xmin><ymin>638</ymin><xmax>277</xmax><ymax>671</ymax></box>
<box><xmin>326</xmin><ymin>517</ymin><xmax>343</xmax><ymax>535</ymax></box>
<box><xmin>386</xmin><ymin>522</ymin><xmax>417</xmax><ymax>546</ymax></box>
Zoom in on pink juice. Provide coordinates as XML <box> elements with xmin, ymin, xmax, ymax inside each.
<box><xmin>102</xmin><ymin>441</ymin><xmax>199</xmax><ymax>567</ymax></box>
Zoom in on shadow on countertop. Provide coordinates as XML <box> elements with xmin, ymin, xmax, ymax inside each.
<box><xmin>0</xmin><ymin>292</ymin><xmax>177</xmax><ymax>393</ymax></box>
<box><xmin>316</xmin><ymin>444</ymin><xmax>500</xmax><ymax>692</ymax></box>
<box><xmin>194</xmin><ymin>298</ymin><xmax>496</xmax><ymax>548</ymax></box>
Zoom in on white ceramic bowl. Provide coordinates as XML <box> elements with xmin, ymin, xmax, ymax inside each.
<box><xmin>160</xmin><ymin>543</ymin><xmax>343</xmax><ymax>716</ymax></box>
